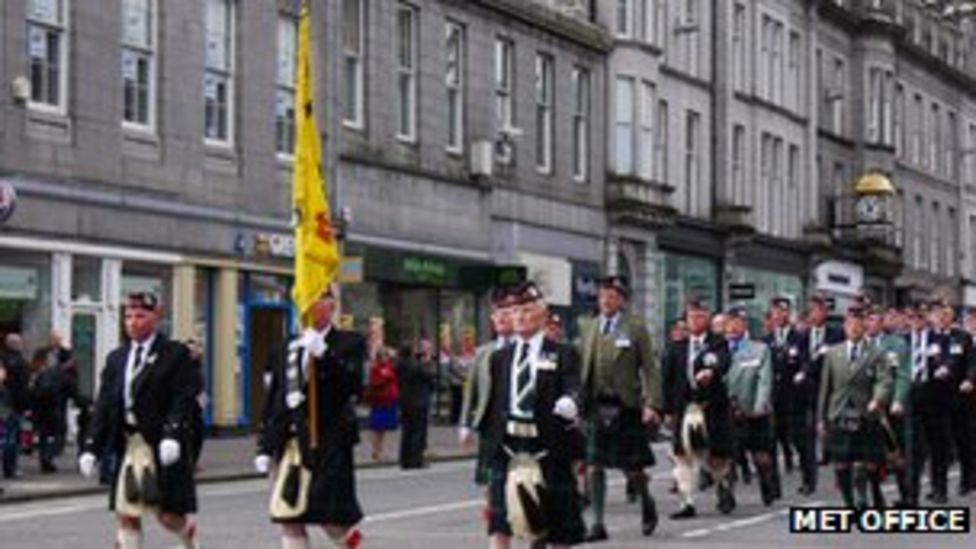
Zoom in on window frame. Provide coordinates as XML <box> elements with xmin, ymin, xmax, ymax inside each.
<box><xmin>494</xmin><ymin>36</ymin><xmax>515</xmax><ymax>164</ymax></box>
<box><xmin>26</xmin><ymin>0</ymin><xmax>69</xmax><ymax>115</ymax></box>
<box><xmin>274</xmin><ymin>14</ymin><xmax>298</xmax><ymax>159</ymax></box>
<box><xmin>395</xmin><ymin>3</ymin><xmax>418</xmax><ymax>143</ymax></box>
<box><xmin>571</xmin><ymin>66</ymin><xmax>590</xmax><ymax>183</ymax></box>
<box><xmin>445</xmin><ymin>20</ymin><xmax>465</xmax><ymax>155</ymax></box>
<box><xmin>534</xmin><ymin>52</ymin><xmax>554</xmax><ymax>174</ymax></box>
<box><xmin>614</xmin><ymin>76</ymin><xmax>635</xmax><ymax>175</ymax></box>
<box><xmin>342</xmin><ymin>0</ymin><xmax>365</xmax><ymax>130</ymax></box>
<box><xmin>204</xmin><ymin>0</ymin><xmax>236</xmax><ymax>145</ymax></box>
<box><xmin>120</xmin><ymin>0</ymin><xmax>158</xmax><ymax>131</ymax></box>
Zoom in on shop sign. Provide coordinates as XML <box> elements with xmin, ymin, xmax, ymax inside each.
<box><xmin>458</xmin><ymin>265</ymin><xmax>526</xmax><ymax>290</ymax></box>
<box><xmin>0</xmin><ymin>266</ymin><xmax>38</xmax><ymax>299</ymax></box>
<box><xmin>254</xmin><ymin>233</ymin><xmax>295</xmax><ymax>260</ymax></box>
<box><xmin>518</xmin><ymin>253</ymin><xmax>572</xmax><ymax>307</ymax></box>
<box><xmin>814</xmin><ymin>261</ymin><xmax>863</xmax><ymax>296</ymax></box>
<box><xmin>0</xmin><ymin>182</ymin><xmax>17</xmax><ymax>224</ymax></box>
<box><xmin>402</xmin><ymin>256</ymin><xmax>449</xmax><ymax>285</ymax></box>
<box><xmin>340</xmin><ymin>256</ymin><xmax>364</xmax><ymax>284</ymax></box>
<box><xmin>728</xmin><ymin>283</ymin><xmax>756</xmax><ymax>301</ymax></box>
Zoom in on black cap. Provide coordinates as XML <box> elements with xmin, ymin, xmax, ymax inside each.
<box><xmin>865</xmin><ymin>304</ymin><xmax>885</xmax><ymax>318</ymax></box>
<box><xmin>726</xmin><ymin>306</ymin><xmax>749</xmax><ymax>321</ymax></box>
<box><xmin>126</xmin><ymin>292</ymin><xmax>160</xmax><ymax>311</ymax></box>
<box><xmin>685</xmin><ymin>296</ymin><xmax>710</xmax><ymax>312</ymax></box>
<box><xmin>512</xmin><ymin>281</ymin><xmax>545</xmax><ymax>305</ymax></box>
<box><xmin>809</xmin><ymin>292</ymin><xmax>830</xmax><ymax>307</ymax></box>
<box><xmin>928</xmin><ymin>297</ymin><xmax>952</xmax><ymax>311</ymax></box>
<box><xmin>599</xmin><ymin>275</ymin><xmax>630</xmax><ymax>298</ymax></box>
<box><xmin>491</xmin><ymin>285</ymin><xmax>518</xmax><ymax>307</ymax></box>
<box><xmin>846</xmin><ymin>305</ymin><xmax>867</xmax><ymax>319</ymax></box>
<box><xmin>770</xmin><ymin>296</ymin><xmax>791</xmax><ymax>311</ymax></box>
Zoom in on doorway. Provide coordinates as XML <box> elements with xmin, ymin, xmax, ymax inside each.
<box><xmin>247</xmin><ymin>306</ymin><xmax>290</xmax><ymax>431</ymax></box>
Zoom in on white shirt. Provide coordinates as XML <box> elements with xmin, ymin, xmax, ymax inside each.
<box><xmin>810</xmin><ymin>326</ymin><xmax>824</xmax><ymax>354</ymax></box>
<box><xmin>124</xmin><ymin>333</ymin><xmax>157</xmax><ymax>418</ymax></box>
<box><xmin>600</xmin><ymin>313</ymin><xmax>620</xmax><ymax>336</ymax></box>
<box><xmin>688</xmin><ymin>334</ymin><xmax>706</xmax><ymax>388</ymax></box>
<box><xmin>509</xmin><ymin>331</ymin><xmax>545</xmax><ymax>419</ymax></box>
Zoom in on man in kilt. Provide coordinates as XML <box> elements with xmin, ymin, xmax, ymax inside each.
<box><xmin>79</xmin><ymin>292</ymin><xmax>203</xmax><ymax>549</ymax></box>
<box><xmin>460</xmin><ymin>287</ymin><xmax>518</xmax><ymax>508</ymax></box>
<box><xmin>255</xmin><ymin>287</ymin><xmax>367</xmax><ymax>549</ymax></box>
<box><xmin>723</xmin><ymin>307</ymin><xmax>778</xmax><ymax>506</ymax></box>
<box><xmin>477</xmin><ymin>281</ymin><xmax>586</xmax><ymax>548</ymax></box>
<box><xmin>578</xmin><ymin>276</ymin><xmax>661</xmax><ymax>541</ymax></box>
<box><xmin>662</xmin><ymin>297</ymin><xmax>735</xmax><ymax>519</ymax></box>
<box><xmin>817</xmin><ymin>305</ymin><xmax>892</xmax><ymax>509</ymax></box>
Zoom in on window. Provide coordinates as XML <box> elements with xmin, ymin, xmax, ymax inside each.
<box><xmin>913</xmin><ymin>196</ymin><xmax>924</xmax><ymax>269</ymax></box>
<box><xmin>275</xmin><ymin>15</ymin><xmax>298</xmax><ymax>155</ymax></box>
<box><xmin>732</xmin><ymin>4</ymin><xmax>746</xmax><ymax>92</ymax></box>
<box><xmin>643</xmin><ymin>0</ymin><xmax>662</xmax><ymax>45</ymax></box>
<box><xmin>970</xmin><ymin>215</ymin><xmax>976</xmax><ymax>278</ymax></box>
<box><xmin>787</xmin><ymin>31</ymin><xmax>800</xmax><ymax>111</ymax></box>
<box><xmin>969</xmin><ymin>124</ymin><xmax>976</xmax><ymax>186</ymax></box>
<box><xmin>867</xmin><ymin>67</ymin><xmax>882</xmax><ymax>143</ymax></box>
<box><xmin>342</xmin><ymin>0</ymin><xmax>365</xmax><ymax>128</ymax></box>
<box><xmin>27</xmin><ymin>0</ymin><xmax>67</xmax><ymax>111</ymax></box>
<box><xmin>395</xmin><ymin>4</ymin><xmax>418</xmax><ymax>142</ymax></box>
<box><xmin>882</xmin><ymin>71</ymin><xmax>893</xmax><ymax>145</ymax></box>
<box><xmin>494</xmin><ymin>37</ymin><xmax>514</xmax><ymax>162</ymax></box>
<box><xmin>685</xmin><ymin>110</ymin><xmax>700</xmax><ymax>214</ymax></box>
<box><xmin>654</xmin><ymin>100</ymin><xmax>669</xmax><ymax>182</ymax></box>
<box><xmin>894</xmin><ymin>83</ymin><xmax>904</xmax><ymax>156</ymax></box>
<box><xmin>732</xmin><ymin>124</ymin><xmax>745</xmax><ymax>205</ymax></box>
<box><xmin>571</xmin><ymin>67</ymin><xmax>590</xmax><ymax>182</ymax></box>
<box><xmin>445</xmin><ymin>21</ymin><xmax>464</xmax><ymax>153</ymax></box>
<box><xmin>204</xmin><ymin>0</ymin><xmax>234</xmax><ymax>143</ymax></box>
<box><xmin>760</xmin><ymin>16</ymin><xmax>783</xmax><ymax>104</ymax></box>
<box><xmin>788</xmin><ymin>144</ymin><xmax>800</xmax><ymax>237</ymax></box>
<box><xmin>946</xmin><ymin>111</ymin><xmax>957</xmax><ymax>179</ymax></box>
<box><xmin>912</xmin><ymin>94</ymin><xmax>923</xmax><ymax>165</ymax></box>
<box><xmin>760</xmin><ymin>134</ymin><xmax>772</xmax><ymax>230</ymax></box>
<box><xmin>771</xmin><ymin>137</ymin><xmax>783</xmax><ymax>233</ymax></box>
<box><xmin>535</xmin><ymin>53</ymin><xmax>554</xmax><ymax>173</ymax></box>
<box><xmin>947</xmin><ymin>207</ymin><xmax>957</xmax><ymax>277</ymax></box>
<box><xmin>639</xmin><ymin>82</ymin><xmax>655</xmax><ymax>180</ymax></box>
<box><xmin>830</xmin><ymin>57</ymin><xmax>845</xmax><ymax>135</ymax></box>
<box><xmin>678</xmin><ymin>0</ymin><xmax>700</xmax><ymax>76</ymax></box>
<box><xmin>121</xmin><ymin>0</ymin><xmax>156</xmax><ymax>128</ymax></box>
<box><xmin>931</xmin><ymin>202</ymin><xmax>941</xmax><ymax>273</ymax></box>
<box><xmin>617</xmin><ymin>0</ymin><xmax>633</xmax><ymax>38</ymax></box>
<box><xmin>931</xmin><ymin>103</ymin><xmax>940</xmax><ymax>173</ymax></box>
<box><xmin>614</xmin><ymin>77</ymin><xmax>635</xmax><ymax>174</ymax></box>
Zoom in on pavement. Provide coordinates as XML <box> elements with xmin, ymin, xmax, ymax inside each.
<box><xmin>0</xmin><ymin>443</ymin><xmax>973</xmax><ymax>548</ymax></box>
<box><xmin>0</xmin><ymin>424</ymin><xmax>473</xmax><ymax>504</ymax></box>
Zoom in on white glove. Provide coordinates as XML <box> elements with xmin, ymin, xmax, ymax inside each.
<box><xmin>458</xmin><ymin>427</ymin><xmax>474</xmax><ymax>446</ymax></box>
<box><xmin>935</xmin><ymin>366</ymin><xmax>950</xmax><ymax>380</ymax></box>
<box><xmin>159</xmin><ymin>438</ymin><xmax>181</xmax><ymax>466</ymax></box>
<box><xmin>304</xmin><ymin>329</ymin><xmax>327</xmax><ymax>358</ymax></box>
<box><xmin>890</xmin><ymin>402</ymin><xmax>904</xmax><ymax>416</ymax></box>
<box><xmin>553</xmin><ymin>396</ymin><xmax>578</xmax><ymax>421</ymax></box>
<box><xmin>254</xmin><ymin>454</ymin><xmax>272</xmax><ymax>475</ymax></box>
<box><xmin>78</xmin><ymin>452</ymin><xmax>97</xmax><ymax>479</ymax></box>
<box><xmin>793</xmin><ymin>372</ymin><xmax>806</xmax><ymax>384</ymax></box>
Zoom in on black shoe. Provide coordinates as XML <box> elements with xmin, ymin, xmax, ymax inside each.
<box><xmin>40</xmin><ymin>462</ymin><xmax>57</xmax><ymax>474</ymax></box>
<box><xmin>585</xmin><ymin>524</ymin><xmax>609</xmax><ymax>542</ymax></box>
<box><xmin>717</xmin><ymin>484</ymin><xmax>736</xmax><ymax>515</ymax></box>
<box><xmin>797</xmin><ymin>484</ymin><xmax>815</xmax><ymax>496</ymax></box>
<box><xmin>641</xmin><ymin>494</ymin><xmax>658</xmax><ymax>536</ymax></box>
<box><xmin>761</xmin><ymin>484</ymin><xmax>775</xmax><ymax>507</ymax></box>
<box><xmin>699</xmin><ymin>470</ymin><xmax>714</xmax><ymax>491</ymax></box>
<box><xmin>741</xmin><ymin>468</ymin><xmax>753</xmax><ymax>485</ymax></box>
<box><xmin>670</xmin><ymin>505</ymin><xmax>697</xmax><ymax>520</ymax></box>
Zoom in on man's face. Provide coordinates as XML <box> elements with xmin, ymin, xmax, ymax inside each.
<box><xmin>726</xmin><ymin>316</ymin><xmax>747</xmax><ymax>340</ymax></box>
<box><xmin>670</xmin><ymin>321</ymin><xmax>688</xmax><ymax>342</ymax></box>
<box><xmin>844</xmin><ymin>316</ymin><xmax>865</xmax><ymax>341</ymax></box>
<box><xmin>514</xmin><ymin>301</ymin><xmax>547</xmax><ymax>338</ymax></box>
<box><xmin>491</xmin><ymin>306</ymin><xmax>515</xmax><ymax>336</ymax></box>
<box><xmin>931</xmin><ymin>307</ymin><xmax>953</xmax><ymax>330</ymax></box>
<box><xmin>808</xmin><ymin>303</ymin><xmax>828</xmax><ymax>326</ymax></box>
<box><xmin>883</xmin><ymin>311</ymin><xmax>903</xmax><ymax>332</ymax></box>
<box><xmin>865</xmin><ymin>314</ymin><xmax>884</xmax><ymax>337</ymax></box>
<box><xmin>711</xmin><ymin>314</ymin><xmax>727</xmax><ymax>335</ymax></box>
<box><xmin>598</xmin><ymin>288</ymin><xmax>625</xmax><ymax>317</ymax></box>
<box><xmin>124</xmin><ymin>306</ymin><xmax>159</xmax><ymax>342</ymax></box>
<box><xmin>419</xmin><ymin>339</ymin><xmax>434</xmax><ymax>357</ymax></box>
<box><xmin>770</xmin><ymin>306</ymin><xmax>791</xmax><ymax>327</ymax></box>
<box><xmin>309</xmin><ymin>296</ymin><xmax>336</xmax><ymax>330</ymax></box>
<box><xmin>965</xmin><ymin>313</ymin><xmax>976</xmax><ymax>334</ymax></box>
<box><xmin>686</xmin><ymin>308</ymin><xmax>710</xmax><ymax>335</ymax></box>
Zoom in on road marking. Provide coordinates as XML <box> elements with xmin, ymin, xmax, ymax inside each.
<box><xmin>681</xmin><ymin>502</ymin><xmax>824</xmax><ymax>539</ymax></box>
<box><xmin>0</xmin><ymin>502</ymin><xmax>101</xmax><ymax>523</ymax></box>
<box><xmin>364</xmin><ymin>498</ymin><xmax>484</xmax><ymax>523</ymax></box>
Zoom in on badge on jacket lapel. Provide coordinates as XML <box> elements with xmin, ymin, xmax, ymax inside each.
<box><xmin>146</xmin><ymin>353</ymin><xmax>158</xmax><ymax>366</ymax></box>
<box><xmin>886</xmin><ymin>352</ymin><xmax>899</xmax><ymax>368</ymax></box>
<box><xmin>927</xmin><ymin>343</ymin><xmax>941</xmax><ymax>357</ymax></box>
<box><xmin>950</xmin><ymin>344</ymin><xmax>963</xmax><ymax>356</ymax></box>
<box><xmin>536</xmin><ymin>353</ymin><xmax>558</xmax><ymax>371</ymax></box>
<box><xmin>703</xmin><ymin>352</ymin><xmax>718</xmax><ymax>367</ymax></box>
<box><xmin>614</xmin><ymin>337</ymin><xmax>632</xmax><ymax>349</ymax></box>
<box><xmin>286</xmin><ymin>390</ymin><xmax>306</xmax><ymax>409</ymax></box>
<box><xmin>740</xmin><ymin>358</ymin><xmax>761</xmax><ymax>369</ymax></box>
<box><xmin>788</xmin><ymin>346</ymin><xmax>799</xmax><ymax>358</ymax></box>
<box><xmin>814</xmin><ymin>345</ymin><xmax>827</xmax><ymax>358</ymax></box>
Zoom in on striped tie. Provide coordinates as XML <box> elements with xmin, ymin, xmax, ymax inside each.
<box><xmin>513</xmin><ymin>343</ymin><xmax>534</xmax><ymax>416</ymax></box>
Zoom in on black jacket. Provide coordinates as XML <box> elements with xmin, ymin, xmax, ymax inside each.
<box><xmin>477</xmin><ymin>337</ymin><xmax>583</xmax><ymax>463</ymax></box>
<box><xmin>765</xmin><ymin>326</ymin><xmax>812</xmax><ymax>409</ymax></box>
<box><xmin>661</xmin><ymin>332</ymin><xmax>731</xmax><ymax>416</ymax></box>
<box><xmin>397</xmin><ymin>356</ymin><xmax>436</xmax><ymax>410</ymax></box>
<box><xmin>925</xmin><ymin>328</ymin><xmax>976</xmax><ymax>389</ymax></box>
<box><xmin>258</xmin><ymin>329</ymin><xmax>366</xmax><ymax>467</ymax></box>
<box><xmin>0</xmin><ymin>350</ymin><xmax>30</xmax><ymax>413</ymax></box>
<box><xmin>84</xmin><ymin>335</ymin><xmax>202</xmax><ymax>459</ymax></box>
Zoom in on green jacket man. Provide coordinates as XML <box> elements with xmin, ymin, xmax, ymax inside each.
<box><xmin>579</xmin><ymin>312</ymin><xmax>661</xmax><ymax>411</ymax></box>
<box><xmin>818</xmin><ymin>341</ymin><xmax>892</xmax><ymax>428</ymax></box>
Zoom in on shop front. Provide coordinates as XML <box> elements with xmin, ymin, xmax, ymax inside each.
<box><xmin>727</xmin><ymin>266</ymin><xmax>805</xmax><ymax>336</ymax></box>
<box><xmin>656</xmin><ymin>251</ymin><xmax>721</xmax><ymax>328</ymax></box>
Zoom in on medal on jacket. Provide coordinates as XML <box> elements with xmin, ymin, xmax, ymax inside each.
<box><xmin>285</xmin><ymin>344</ymin><xmax>306</xmax><ymax>410</ymax></box>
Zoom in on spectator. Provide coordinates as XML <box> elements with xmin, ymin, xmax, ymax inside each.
<box><xmin>448</xmin><ymin>330</ymin><xmax>476</xmax><ymax>425</ymax></box>
<box><xmin>0</xmin><ymin>361</ymin><xmax>9</xmax><ymax>496</ymax></box>
<box><xmin>545</xmin><ymin>313</ymin><xmax>565</xmax><ymax>343</ymax></box>
<box><xmin>30</xmin><ymin>348</ymin><xmax>67</xmax><ymax>473</ymax></box>
<box><xmin>365</xmin><ymin>347</ymin><xmax>399</xmax><ymax>462</ymax></box>
<box><xmin>185</xmin><ymin>338</ymin><xmax>207</xmax><ymax>467</ymax></box>
<box><xmin>397</xmin><ymin>339</ymin><xmax>435</xmax><ymax>469</ymax></box>
<box><xmin>1</xmin><ymin>334</ymin><xmax>30</xmax><ymax>479</ymax></box>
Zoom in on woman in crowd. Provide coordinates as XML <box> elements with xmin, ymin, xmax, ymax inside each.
<box><xmin>366</xmin><ymin>347</ymin><xmax>399</xmax><ymax>462</ymax></box>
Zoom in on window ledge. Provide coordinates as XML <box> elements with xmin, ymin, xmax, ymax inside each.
<box><xmin>204</xmin><ymin>143</ymin><xmax>238</xmax><ymax>175</ymax></box>
<box><xmin>122</xmin><ymin>128</ymin><xmax>161</xmax><ymax>161</ymax></box>
<box><xmin>26</xmin><ymin>108</ymin><xmax>71</xmax><ymax>144</ymax></box>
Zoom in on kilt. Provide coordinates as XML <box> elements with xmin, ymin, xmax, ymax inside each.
<box><xmin>826</xmin><ymin>419</ymin><xmax>886</xmax><ymax>464</ymax></box>
<box><xmin>487</xmin><ymin>441</ymin><xmax>584</xmax><ymax>545</ymax></box>
<box><xmin>734</xmin><ymin>416</ymin><xmax>774</xmax><ymax>454</ymax></box>
<box><xmin>109</xmin><ymin>432</ymin><xmax>197</xmax><ymax>516</ymax></box>
<box><xmin>672</xmin><ymin>402</ymin><xmax>735</xmax><ymax>459</ymax></box>
<box><xmin>271</xmin><ymin>440</ymin><xmax>363</xmax><ymax>526</ymax></box>
<box><xmin>585</xmin><ymin>407</ymin><xmax>655</xmax><ymax>470</ymax></box>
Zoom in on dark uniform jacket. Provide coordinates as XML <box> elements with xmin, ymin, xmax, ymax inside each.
<box><xmin>258</xmin><ymin>329</ymin><xmax>366</xmax><ymax>466</ymax></box>
<box><xmin>477</xmin><ymin>338</ymin><xmax>583</xmax><ymax>463</ymax></box>
<box><xmin>765</xmin><ymin>327</ymin><xmax>811</xmax><ymax>410</ymax></box>
<box><xmin>661</xmin><ymin>332</ymin><xmax>732</xmax><ymax>416</ymax></box>
<box><xmin>919</xmin><ymin>328</ymin><xmax>976</xmax><ymax>398</ymax></box>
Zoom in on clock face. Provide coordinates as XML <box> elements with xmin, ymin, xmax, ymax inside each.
<box><xmin>856</xmin><ymin>195</ymin><xmax>883</xmax><ymax>223</ymax></box>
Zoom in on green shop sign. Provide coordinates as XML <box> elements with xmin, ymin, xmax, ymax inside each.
<box><xmin>402</xmin><ymin>256</ymin><xmax>450</xmax><ymax>285</ymax></box>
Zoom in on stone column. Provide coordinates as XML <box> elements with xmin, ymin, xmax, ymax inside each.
<box><xmin>213</xmin><ymin>267</ymin><xmax>240</xmax><ymax>428</ymax></box>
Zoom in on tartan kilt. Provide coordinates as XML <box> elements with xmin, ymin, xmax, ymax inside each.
<box><xmin>826</xmin><ymin>420</ymin><xmax>886</xmax><ymax>464</ymax></box>
<box><xmin>734</xmin><ymin>415</ymin><xmax>775</xmax><ymax>454</ymax></box>
<box><xmin>487</xmin><ymin>446</ymin><xmax>585</xmax><ymax>545</ymax></box>
<box><xmin>672</xmin><ymin>402</ymin><xmax>735</xmax><ymax>459</ymax></box>
<box><xmin>585</xmin><ymin>408</ymin><xmax>655</xmax><ymax>470</ymax></box>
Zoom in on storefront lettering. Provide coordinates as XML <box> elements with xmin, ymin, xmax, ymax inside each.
<box><xmin>402</xmin><ymin>257</ymin><xmax>448</xmax><ymax>284</ymax></box>
<box><xmin>253</xmin><ymin>233</ymin><xmax>296</xmax><ymax>259</ymax></box>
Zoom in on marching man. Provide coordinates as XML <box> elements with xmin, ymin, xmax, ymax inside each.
<box><xmin>478</xmin><ymin>282</ymin><xmax>587</xmax><ymax>548</ymax></box>
<box><xmin>256</xmin><ymin>287</ymin><xmax>367</xmax><ymax>549</ymax></box>
<box><xmin>80</xmin><ymin>292</ymin><xmax>203</xmax><ymax>549</ymax></box>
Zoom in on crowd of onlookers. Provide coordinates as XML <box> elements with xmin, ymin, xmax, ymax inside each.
<box><xmin>0</xmin><ymin>332</ymin><xmax>92</xmax><ymax>495</ymax></box>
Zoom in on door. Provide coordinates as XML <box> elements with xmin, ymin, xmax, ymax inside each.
<box><xmin>248</xmin><ymin>307</ymin><xmax>289</xmax><ymax>431</ymax></box>
<box><xmin>70</xmin><ymin>312</ymin><xmax>98</xmax><ymax>400</ymax></box>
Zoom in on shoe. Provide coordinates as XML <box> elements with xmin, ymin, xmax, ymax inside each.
<box><xmin>670</xmin><ymin>505</ymin><xmax>697</xmax><ymax>520</ymax></box>
<box><xmin>741</xmin><ymin>468</ymin><xmax>753</xmax><ymax>485</ymax></box>
<box><xmin>641</xmin><ymin>494</ymin><xmax>658</xmax><ymax>536</ymax></box>
<box><xmin>717</xmin><ymin>483</ymin><xmax>736</xmax><ymax>515</ymax></box>
<box><xmin>797</xmin><ymin>484</ymin><xmax>815</xmax><ymax>496</ymax></box>
<box><xmin>699</xmin><ymin>471</ymin><xmax>714</xmax><ymax>491</ymax></box>
<box><xmin>930</xmin><ymin>493</ymin><xmax>948</xmax><ymax>504</ymax></box>
<box><xmin>40</xmin><ymin>462</ymin><xmax>57</xmax><ymax>474</ymax></box>
<box><xmin>584</xmin><ymin>524</ymin><xmax>609</xmax><ymax>542</ymax></box>
<box><xmin>761</xmin><ymin>485</ymin><xmax>775</xmax><ymax>507</ymax></box>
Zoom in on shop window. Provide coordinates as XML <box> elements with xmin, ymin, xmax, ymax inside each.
<box><xmin>0</xmin><ymin>254</ymin><xmax>52</xmax><ymax>351</ymax></box>
<box><xmin>71</xmin><ymin>255</ymin><xmax>102</xmax><ymax>302</ymax></box>
<box><xmin>659</xmin><ymin>253</ymin><xmax>719</xmax><ymax>328</ymax></box>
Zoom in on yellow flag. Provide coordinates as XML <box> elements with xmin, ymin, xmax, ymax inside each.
<box><xmin>291</xmin><ymin>0</ymin><xmax>339</xmax><ymax>327</ymax></box>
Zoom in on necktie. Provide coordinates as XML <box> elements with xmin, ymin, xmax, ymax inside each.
<box><xmin>689</xmin><ymin>338</ymin><xmax>703</xmax><ymax>388</ymax></box>
<box><xmin>513</xmin><ymin>343</ymin><xmax>534</xmax><ymax>416</ymax></box>
<box><xmin>602</xmin><ymin>317</ymin><xmax>613</xmax><ymax>336</ymax></box>
<box><xmin>850</xmin><ymin>343</ymin><xmax>860</xmax><ymax>363</ymax></box>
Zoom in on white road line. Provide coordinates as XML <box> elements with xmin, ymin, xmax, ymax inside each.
<box><xmin>681</xmin><ymin>502</ymin><xmax>824</xmax><ymax>539</ymax></box>
<box><xmin>364</xmin><ymin>499</ymin><xmax>484</xmax><ymax>523</ymax></box>
<box><xmin>0</xmin><ymin>503</ymin><xmax>101</xmax><ymax>523</ymax></box>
